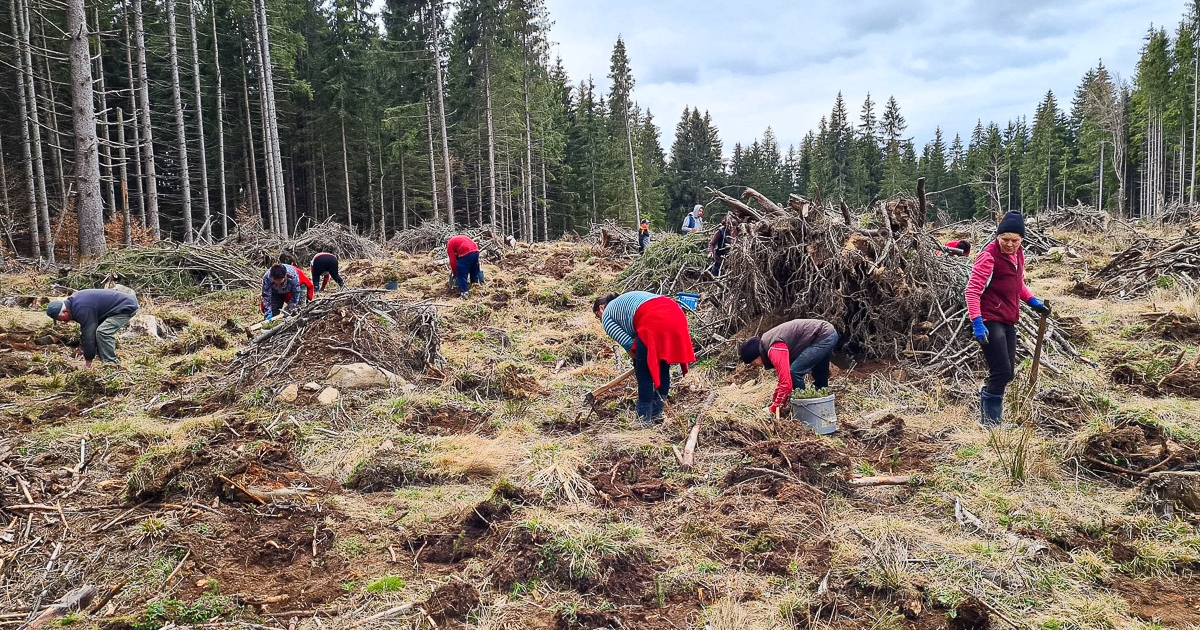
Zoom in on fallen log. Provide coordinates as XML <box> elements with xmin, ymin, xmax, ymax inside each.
<box><xmin>26</xmin><ymin>586</ymin><xmax>97</xmax><ymax>630</ymax></box>
<box><xmin>847</xmin><ymin>475</ymin><xmax>913</xmax><ymax>488</ymax></box>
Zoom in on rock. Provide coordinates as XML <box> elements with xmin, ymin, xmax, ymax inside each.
<box><xmin>317</xmin><ymin>387</ymin><xmax>340</xmax><ymax>405</ymax></box>
<box><xmin>327</xmin><ymin>363</ymin><xmax>406</xmax><ymax>389</ymax></box>
<box><xmin>124</xmin><ymin>314</ymin><xmax>163</xmax><ymax>340</ymax></box>
<box><xmin>276</xmin><ymin>384</ymin><xmax>299</xmax><ymax>403</ymax></box>
<box><xmin>302</xmin><ymin>382</ymin><xmax>322</xmax><ymax>392</ymax></box>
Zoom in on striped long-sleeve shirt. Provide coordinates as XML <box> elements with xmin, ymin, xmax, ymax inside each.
<box><xmin>601</xmin><ymin>291</ymin><xmax>658</xmax><ymax>351</ymax></box>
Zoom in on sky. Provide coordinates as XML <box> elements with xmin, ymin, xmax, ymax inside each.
<box><xmin>543</xmin><ymin>0</ymin><xmax>1187</xmax><ymax>156</ymax></box>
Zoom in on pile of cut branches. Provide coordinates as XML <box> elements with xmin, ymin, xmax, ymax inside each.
<box><xmin>617</xmin><ymin>233</ymin><xmax>711</xmax><ymax>295</ymax></box>
<box><xmin>584</xmin><ymin>220</ymin><xmax>672</xmax><ymax>257</ymax></box>
<box><xmin>1072</xmin><ymin>228</ymin><xmax>1200</xmax><ymax>298</ymax></box>
<box><xmin>62</xmin><ymin>242</ymin><xmax>257</xmax><ymax>295</ymax></box>
<box><xmin>1035</xmin><ymin>203</ymin><xmax>1110</xmax><ymax>233</ymax></box>
<box><xmin>227</xmin><ymin>289</ymin><xmax>442</xmax><ymax>386</ymax></box>
<box><xmin>691</xmin><ymin>185</ymin><xmax>1084</xmax><ymax>378</ymax></box>
<box><xmin>388</xmin><ymin>221</ymin><xmax>507</xmax><ymax>256</ymax></box>
<box><xmin>225</xmin><ymin>217</ymin><xmax>384</xmax><ymax>265</ymax></box>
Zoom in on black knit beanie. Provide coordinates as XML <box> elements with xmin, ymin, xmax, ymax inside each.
<box><xmin>739</xmin><ymin>337</ymin><xmax>762</xmax><ymax>364</ymax></box>
<box><xmin>996</xmin><ymin>211</ymin><xmax>1026</xmax><ymax>238</ymax></box>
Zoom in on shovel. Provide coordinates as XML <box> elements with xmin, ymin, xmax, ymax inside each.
<box><xmin>584</xmin><ymin>368</ymin><xmax>635</xmax><ymax>406</ymax></box>
<box><xmin>1027</xmin><ymin>310</ymin><xmax>1049</xmax><ymax>393</ymax></box>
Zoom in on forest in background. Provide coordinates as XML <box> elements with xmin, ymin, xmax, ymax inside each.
<box><xmin>0</xmin><ymin>0</ymin><xmax>1198</xmax><ymax>262</ymax></box>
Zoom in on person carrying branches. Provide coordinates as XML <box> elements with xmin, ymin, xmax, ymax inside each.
<box><xmin>261</xmin><ymin>263</ymin><xmax>313</xmax><ymax>320</ymax></box>
<box><xmin>311</xmin><ymin>252</ymin><xmax>346</xmax><ymax>292</ymax></box>
<box><xmin>965</xmin><ymin>211</ymin><xmax>1050</xmax><ymax>427</ymax></box>
<box><xmin>46</xmin><ymin>289</ymin><xmax>140</xmax><ymax>368</ymax></box>
<box><xmin>738</xmin><ymin>319</ymin><xmax>838</xmax><ymax>417</ymax></box>
<box><xmin>592</xmin><ymin>291</ymin><xmax>696</xmax><ymax>425</ymax></box>
<box><xmin>447</xmin><ymin>234</ymin><xmax>484</xmax><ymax>298</ymax></box>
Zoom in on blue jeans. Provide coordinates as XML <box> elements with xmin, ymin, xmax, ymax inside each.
<box><xmin>789</xmin><ymin>330</ymin><xmax>838</xmax><ymax>390</ymax></box>
<box><xmin>633</xmin><ymin>338</ymin><xmax>670</xmax><ymax>420</ymax></box>
<box><xmin>455</xmin><ymin>252</ymin><xmax>484</xmax><ymax>293</ymax></box>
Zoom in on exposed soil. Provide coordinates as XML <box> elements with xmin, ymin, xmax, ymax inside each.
<box><xmin>422</xmin><ymin>581</ymin><xmax>481</xmax><ymax>625</ymax></box>
<box><xmin>153</xmin><ymin>398</ymin><xmax>223</xmax><ymax>418</ymax></box>
<box><xmin>411</xmin><ymin>495</ymin><xmax>515</xmax><ymax>564</ymax></box>
<box><xmin>344</xmin><ymin>448</ymin><xmax>446</xmax><ymax>491</ymax></box>
<box><xmin>724</xmin><ymin>439</ymin><xmax>852</xmax><ymax>490</ymax></box>
<box><xmin>948</xmin><ymin>596</ymin><xmax>991</xmax><ymax>629</ymax></box>
<box><xmin>1112</xmin><ymin>575</ymin><xmax>1200</xmax><ymax>624</ymax></box>
<box><xmin>841</xmin><ymin>411</ymin><xmax>941</xmax><ymax>474</ymax></box>
<box><xmin>1147</xmin><ymin>314</ymin><xmax>1200</xmax><ymax>343</ymax></box>
<box><xmin>586</xmin><ymin>453</ymin><xmax>676</xmax><ymax>506</ymax></box>
<box><xmin>406</xmin><ymin>402</ymin><xmax>493</xmax><ymax>436</ymax></box>
<box><xmin>1081</xmin><ymin>417</ymin><xmax>1196</xmax><ymax>482</ymax></box>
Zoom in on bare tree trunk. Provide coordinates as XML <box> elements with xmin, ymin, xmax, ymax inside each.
<box><xmin>241</xmin><ymin>59</ymin><xmax>261</xmax><ymax>222</ymax></box>
<box><xmin>118</xmin><ymin>107</ymin><xmax>130</xmax><ymax>245</ymax></box>
<box><xmin>379</xmin><ymin>142</ymin><xmax>385</xmax><ymax>240</ymax></box>
<box><xmin>133</xmin><ymin>0</ymin><xmax>160</xmax><ymax>238</ymax></box>
<box><xmin>341</xmin><ymin>118</ymin><xmax>352</xmax><ymax>226</ymax></box>
<box><xmin>250</xmin><ymin>2</ymin><xmax>276</xmax><ymax>234</ymax></box>
<box><xmin>522</xmin><ymin>34</ymin><xmax>533</xmax><ymax>243</ymax></box>
<box><xmin>18</xmin><ymin>0</ymin><xmax>50</xmax><ymax>259</ymax></box>
<box><xmin>67</xmin><ymin>0</ymin><xmax>106</xmax><ymax>257</ymax></box>
<box><xmin>252</xmin><ymin>0</ymin><xmax>287</xmax><ymax>236</ymax></box>
<box><xmin>366</xmin><ymin>153</ymin><xmax>375</xmax><ymax>233</ymax></box>
<box><xmin>426</xmin><ymin>100</ymin><xmax>439</xmax><ymax>221</ymax></box>
<box><xmin>1192</xmin><ymin>47</ymin><xmax>1198</xmax><ymax>206</ymax></box>
<box><xmin>9</xmin><ymin>0</ymin><xmax>40</xmax><ymax>259</ymax></box>
<box><xmin>622</xmin><ymin>77</ymin><xmax>641</xmax><ymax>228</ymax></box>
<box><xmin>485</xmin><ymin>56</ymin><xmax>497</xmax><ymax>228</ymax></box>
<box><xmin>166</xmin><ymin>0</ymin><xmax>194</xmax><ymax>242</ymax></box>
<box><xmin>37</xmin><ymin>13</ymin><xmax>67</xmax><ymax>218</ymax></box>
<box><xmin>320</xmin><ymin>147</ymin><xmax>329</xmax><ymax>221</ymax></box>
<box><xmin>429</xmin><ymin>4</ymin><xmax>453</xmax><ymax>226</ymax></box>
<box><xmin>541</xmin><ymin>159</ymin><xmax>548</xmax><ymax>240</ymax></box>
<box><xmin>122</xmin><ymin>4</ymin><xmax>145</xmax><ymax>227</ymax></box>
<box><xmin>188</xmin><ymin>0</ymin><xmax>211</xmax><ymax>242</ymax></box>
<box><xmin>0</xmin><ymin>135</ymin><xmax>9</xmax><ymax>244</ymax></box>
<box><xmin>400</xmin><ymin>149</ymin><xmax>408</xmax><ymax>230</ymax></box>
<box><xmin>93</xmin><ymin>9</ymin><xmax>116</xmax><ymax>223</ymax></box>
<box><xmin>211</xmin><ymin>0</ymin><xmax>228</xmax><ymax>238</ymax></box>
<box><xmin>1099</xmin><ymin>140</ymin><xmax>1104</xmax><ymax>214</ymax></box>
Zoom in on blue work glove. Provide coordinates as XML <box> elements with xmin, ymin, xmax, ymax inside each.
<box><xmin>971</xmin><ymin>316</ymin><xmax>989</xmax><ymax>345</ymax></box>
<box><xmin>1027</xmin><ymin>297</ymin><xmax>1051</xmax><ymax>316</ymax></box>
<box><xmin>265</xmin><ymin>310</ymin><xmax>274</xmax><ymax>321</ymax></box>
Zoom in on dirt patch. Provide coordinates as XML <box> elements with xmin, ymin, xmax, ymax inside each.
<box><xmin>724</xmin><ymin>439</ymin><xmax>852</xmax><ymax>490</ymax></box>
<box><xmin>407</xmin><ymin>402</ymin><xmax>492</xmax><ymax>436</ymax></box>
<box><xmin>842</xmin><ymin>411</ymin><xmax>941</xmax><ymax>473</ymax></box>
<box><xmin>412</xmin><ymin>495</ymin><xmax>516</xmax><ymax>564</ymax></box>
<box><xmin>454</xmin><ymin>361</ymin><xmax>546</xmax><ymax>400</ymax></box>
<box><xmin>0</xmin><ymin>351</ymin><xmax>37</xmax><ymax>377</ymax></box>
<box><xmin>344</xmin><ymin>448</ymin><xmax>445</xmax><ymax>491</ymax></box>
<box><xmin>175</xmin><ymin>509</ymin><xmax>350</xmax><ymax>610</ymax></box>
<box><xmin>948</xmin><ymin>596</ymin><xmax>991</xmax><ymax>629</ymax></box>
<box><xmin>1147</xmin><ymin>314</ymin><xmax>1200</xmax><ymax>343</ymax></box>
<box><xmin>422</xmin><ymin>581</ymin><xmax>481</xmax><ymax>625</ymax></box>
<box><xmin>153</xmin><ymin>399</ymin><xmax>223</xmax><ymax>419</ymax></box>
<box><xmin>1112</xmin><ymin>575</ymin><xmax>1200</xmax><ymax>625</ymax></box>
<box><xmin>586</xmin><ymin>453</ymin><xmax>676</xmax><ymax>506</ymax></box>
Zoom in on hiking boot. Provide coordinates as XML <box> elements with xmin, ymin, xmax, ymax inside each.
<box><xmin>980</xmin><ymin>389</ymin><xmax>1003</xmax><ymax>427</ymax></box>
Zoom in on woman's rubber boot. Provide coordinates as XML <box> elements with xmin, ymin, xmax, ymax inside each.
<box><xmin>650</xmin><ymin>398</ymin><xmax>665</xmax><ymax>421</ymax></box>
<box><xmin>980</xmin><ymin>389</ymin><xmax>1004</xmax><ymax>428</ymax></box>
<box><xmin>635</xmin><ymin>401</ymin><xmax>656</xmax><ymax>427</ymax></box>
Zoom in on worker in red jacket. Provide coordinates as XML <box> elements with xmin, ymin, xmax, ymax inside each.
<box><xmin>739</xmin><ymin>319</ymin><xmax>838</xmax><ymax>416</ymax></box>
<box><xmin>447</xmin><ymin>234</ymin><xmax>484</xmax><ymax>298</ymax></box>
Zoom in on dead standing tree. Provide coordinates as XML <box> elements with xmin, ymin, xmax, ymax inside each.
<box><xmin>66</xmin><ymin>0</ymin><xmax>106</xmax><ymax>258</ymax></box>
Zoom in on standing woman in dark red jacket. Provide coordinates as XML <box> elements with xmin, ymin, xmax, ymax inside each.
<box><xmin>964</xmin><ymin>212</ymin><xmax>1051</xmax><ymax>426</ymax></box>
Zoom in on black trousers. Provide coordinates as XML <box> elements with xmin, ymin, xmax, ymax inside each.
<box><xmin>312</xmin><ymin>255</ymin><xmax>344</xmax><ymax>291</ymax></box>
<box><xmin>981</xmin><ymin>321</ymin><xmax>1018</xmax><ymax>395</ymax></box>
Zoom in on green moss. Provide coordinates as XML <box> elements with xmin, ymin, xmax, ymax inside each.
<box><xmin>365</xmin><ymin>574</ymin><xmax>405</xmax><ymax>593</ymax></box>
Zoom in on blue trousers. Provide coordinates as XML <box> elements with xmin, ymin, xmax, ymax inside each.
<box><xmin>455</xmin><ymin>252</ymin><xmax>484</xmax><ymax>293</ymax></box>
<box><xmin>789</xmin><ymin>330</ymin><xmax>838</xmax><ymax>390</ymax></box>
<box><xmin>633</xmin><ymin>338</ymin><xmax>670</xmax><ymax>420</ymax></box>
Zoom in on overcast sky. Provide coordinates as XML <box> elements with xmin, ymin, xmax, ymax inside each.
<box><xmin>543</xmin><ymin>0</ymin><xmax>1186</xmax><ymax>156</ymax></box>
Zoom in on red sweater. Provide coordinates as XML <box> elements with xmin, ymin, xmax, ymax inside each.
<box><xmin>965</xmin><ymin>241</ymin><xmax>1033</xmax><ymax>324</ymax></box>
<box><xmin>447</xmin><ymin>235</ymin><xmax>479</xmax><ymax>275</ymax></box>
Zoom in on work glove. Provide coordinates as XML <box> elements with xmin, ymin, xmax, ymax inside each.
<box><xmin>971</xmin><ymin>316</ymin><xmax>989</xmax><ymax>345</ymax></box>
<box><xmin>265</xmin><ymin>310</ymin><xmax>274</xmax><ymax>321</ymax></box>
<box><xmin>1027</xmin><ymin>297</ymin><xmax>1051</xmax><ymax>316</ymax></box>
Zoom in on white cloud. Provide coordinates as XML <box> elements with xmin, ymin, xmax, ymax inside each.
<box><xmin>545</xmin><ymin>0</ymin><xmax>1183</xmax><ymax>155</ymax></box>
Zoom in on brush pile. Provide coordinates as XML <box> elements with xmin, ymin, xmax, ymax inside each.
<box><xmin>1072</xmin><ymin>227</ymin><xmax>1200</xmax><ymax>298</ymax></box>
<box><xmin>388</xmin><ymin>221</ymin><xmax>506</xmax><ymax>255</ymax></box>
<box><xmin>584</xmin><ymin>220</ymin><xmax>672</xmax><ymax>257</ymax></box>
<box><xmin>1035</xmin><ymin>204</ymin><xmax>1111</xmax><ymax>233</ymax></box>
<box><xmin>226</xmin><ymin>217</ymin><xmax>384</xmax><ymax>266</ymax></box>
<box><xmin>685</xmin><ymin>185</ymin><xmax>1084</xmax><ymax>378</ymax></box>
<box><xmin>227</xmin><ymin>289</ymin><xmax>442</xmax><ymax>386</ymax></box>
<box><xmin>617</xmin><ymin>233</ymin><xmax>710</xmax><ymax>295</ymax></box>
<box><xmin>62</xmin><ymin>242</ymin><xmax>258</xmax><ymax>295</ymax></box>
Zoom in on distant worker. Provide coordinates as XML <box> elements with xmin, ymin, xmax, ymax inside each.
<box><xmin>739</xmin><ymin>319</ymin><xmax>838</xmax><ymax>417</ymax></box>
<box><xmin>944</xmin><ymin>240</ymin><xmax>972</xmax><ymax>257</ymax></box>
<box><xmin>46</xmin><ymin>289</ymin><xmax>140</xmax><ymax>368</ymax></box>
<box><xmin>965</xmin><ymin>211</ymin><xmax>1050</xmax><ymax>427</ymax></box>
<box><xmin>261</xmin><ymin>263</ymin><xmax>312</xmax><ymax>320</ymax></box>
<box><xmin>310</xmin><ymin>252</ymin><xmax>345</xmax><ymax>292</ymax></box>
<box><xmin>447</xmin><ymin>234</ymin><xmax>484</xmax><ymax>298</ymax></box>
<box><xmin>708</xmin><ymin>217</ymin><xmax>736</xmax><ymax>276</ymax></box>
<box><xmin>593</xmin><ymin>291</ymin><xmax>696</xmax><ymax>424</ymax></box>
<box><xmin>638</xmin><ymin>218</ymin><xmax>651</xmax><ymax>254</ymax></box>
<box><xmin>681</xmin><ymin>204</ymin><xmax>704</xmax><ymax>235</ymax></box>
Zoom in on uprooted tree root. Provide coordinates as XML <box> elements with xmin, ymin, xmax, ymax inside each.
<box><xmin>1080</xmin><ymin>417</ymin><xmax>1198</xmax><ymax>484</ymax></box>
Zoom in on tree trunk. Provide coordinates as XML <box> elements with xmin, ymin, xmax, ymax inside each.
<box><xmin>379</xmin><ymin>143</ymin><xmax>386</xmax><ymax>240</ymax></box>
<box><xmin>426</xmin><ymin>100</ymin><xmax>439</xmax><ymax>221</ymax></box>
<box><xmin>1192</xmin><ymin>48</ymin><xmax>1198</xmax><ymax>206</ymax></box>
<box><xmin>253</xmin><ymin>0</ymin><xmax>287</xmax><ymax>236</ymax></box>
<box><xmin>166</xmin><ymin>0</ymin><xmax>194</xmax><ymax>242</ymax></box>
<box><xmin>250</xmin><ymin>1</ymin><xmax>276</xmax><ymax>234</ymax></box>
<box><xmin>429</xmin><ymin>4</ymin><xmax>453</xmax><ymax>226</ymax></box>
<box><xmin>118</xmin><ymin>107</ymin><xmax>130</xmax><ymax>245</ymax></box>
<box><xmin>211</xmin><ymin>0</ymin><xmax>228</xmax><ymax>238</ymax></box>
<box><xmin>188</xmin><ymin>0</ymin><xmax>211</xmax><ymax>242</ymax></box>
<box><xmin>542</xmin><ymin>159</ymin><xmax>548</xmax><ymax>240</ymax></box>
<box><xmin>485</xmin><ymin>56</ymin><xmax>497</xmax><ymax>228</ymax></box>
<box><xmin>38</xmin><ymin>13</ymin><xmax>67</xmax><ymax>219</ymax></box>
<box><xmin>622</xmin><ymin>78</ymin><xmax>641</xmax><ymax>228</ymax></box>
<box><xmin>18</xmin><ymin>0</ymin><xmax>50</xmax><ymax>259</ymax></box>
<box><xmin>366</xmin><ymin>153</ymin><xmax>375</xmax><ymax>233</ymax></box>
<box><xmin>400</xmin><ymin>148</ymin><xmax>408</xmax><ymax>230</ymax></box>
<box><xmin>67</xmin><ymin>0</ymin><xmax>105</xmax><ymax>257</ymax></box>
<box><xmin>241</xmin><ymin>58</ymin><xmax>261</xmax><ymax>223</ymax></box>
<box><xmin>341</xmin><ymin>118</ymin><xmax>352</xmax><ymax>226</ymax></box>
<box><xmin>522</xmin><ymin>33</ymin><xmax>534</xmax><ymax>243</ymax></box>
<box><xmin>122</xmin><ymin>4</ymin><xmax>145</xmax><ymax>227</ymax></box>
<box><xmin>133</xmin><ymin>0</ymin><xmax>160</xmax><ymax>238</ymax></box>
<box><xmin>9</xmin><ymin>0</ymin><xmax>40</xmax><ymax>259</ymax></box>
<box><xmin>93</xmin><ymin>9</ymin><xmax>116</xmax><ymax>223</ymax></box>
<box><xmin>320</xmin><ymin>147</ymin><xmax>330</xmax><ymax>221</ymax></box>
